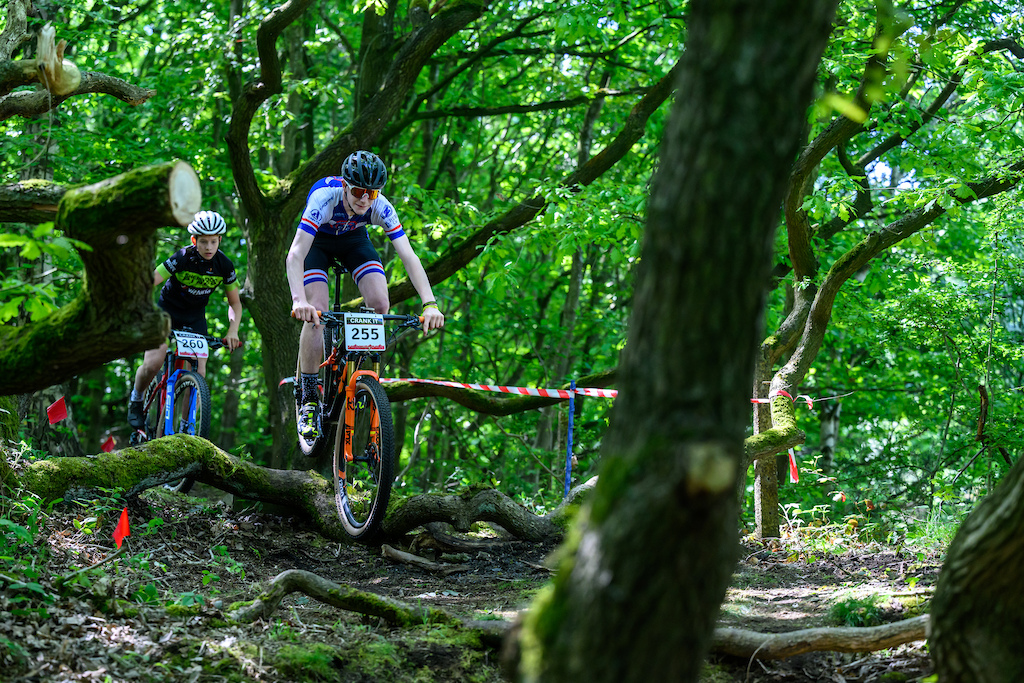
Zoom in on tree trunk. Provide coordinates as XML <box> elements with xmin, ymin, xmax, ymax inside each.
<box><xmin>753</xmin><ymin>360</ymin><xmax>779</xmax><ymax>538</ymax></box>
<box><xmin>216</xmin><ymin>343</ymin><xmax>246</xmax><ymax>452</ymax></box>
<box><xmin>0</xmin><ymin>160</ymin><xmax>201</xmax><ymax>395</ymax></box>
<box><xmin>517</xmin><ymin>1</ymin><xmax>838</xmax><ymax>681</ymax></box>
<box><xmin>931</xmin><ymin>455</ymin><xmax>1024</xmax><ymax>681</ymax></box>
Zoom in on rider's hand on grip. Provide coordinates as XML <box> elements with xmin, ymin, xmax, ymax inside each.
<box><xmin>290</xmin><ymin>302</ymin><xmax>320</xmax><ymax>324</ymax></box>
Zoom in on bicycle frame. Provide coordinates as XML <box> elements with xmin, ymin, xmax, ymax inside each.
<box><xmin>141</xmin><ymin>334</ymin><xmax>221</xmax><ymax>439</ymax></box>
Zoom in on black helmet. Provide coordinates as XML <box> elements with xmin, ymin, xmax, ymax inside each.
<box><xmin>341</xmin><ymin>151</ymin><xmax>388</xmax><ymax>189</ymax></box>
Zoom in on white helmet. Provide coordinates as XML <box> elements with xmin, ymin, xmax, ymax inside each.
<box><xmin>187</xmin><ymin>211</ymin><xmax>227</xmax><ymax>235</ymax></box>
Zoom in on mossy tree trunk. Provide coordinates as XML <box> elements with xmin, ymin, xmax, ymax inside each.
<box><xmin>0</xmin><ymin>160</ymin><xmax>201</xmax><ymax>396</ymax></box>
<box><xmin>930</xmin><ymin>454</ymin><xmax>1024</xmax><ymax>681</ymax></box>
<box><xmin>517</xmin><ymin>2</ymin><xmax>838</xmax><ymax>682</ymax></box>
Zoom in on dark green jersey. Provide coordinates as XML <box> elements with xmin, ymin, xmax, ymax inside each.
<box><xmin>157</xmin><ymin>245</ymin><xmax>238</xmax><ymax>314</ymax></box>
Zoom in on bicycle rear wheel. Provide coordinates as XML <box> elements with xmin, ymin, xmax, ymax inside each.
<box><xmin>333</xmin><ymin>375</ymin><xmax>394</xmax><ymax>542</ymax></box>
<box><xmin>166</xmin><ymin>370</ymin><xmax>211</xmax><ymax>494</ymax></box>
<box><xmin>295</xmin><ymin>325</ymin><xmax>339</xmax><ymax>460</ymax></box>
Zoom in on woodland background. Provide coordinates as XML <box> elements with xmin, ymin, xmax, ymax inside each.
<box><xmin>3</xmin><ymin>0</ymin><xmax>1024</xmax><ymax>680</ymax></box>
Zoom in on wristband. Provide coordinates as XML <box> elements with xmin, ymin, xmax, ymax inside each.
<box><xmin>422</xmin><ymin>301</ymin><xmax>438</xmax><ymax>311</ymax></box>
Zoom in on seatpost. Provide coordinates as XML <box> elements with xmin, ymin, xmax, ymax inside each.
<box><xmin>333</xmin><ymin>267</ymin><xmax>342</xmax><ymax>312</ymax></box>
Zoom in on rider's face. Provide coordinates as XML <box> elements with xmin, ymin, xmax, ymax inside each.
<box><xmin>193</xmin><ymin>235</ymin><xmax>221</xmax><ymax>260</ymax></box>
<box><xmin>344</xmin><ymin>181</ymin><xmax>375</xmax><ymax>214</ymax></box>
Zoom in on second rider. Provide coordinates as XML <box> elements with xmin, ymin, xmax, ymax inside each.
<box><xmin>286</xmin><ymin>150</ymin><xmax>445</xmax><ymax>442</ymax></box>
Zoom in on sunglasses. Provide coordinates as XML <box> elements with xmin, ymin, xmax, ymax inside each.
<box><xmin>348</xmin><ymin>185</ymin><xmax>380</xmax><ymax>201</ymax></box>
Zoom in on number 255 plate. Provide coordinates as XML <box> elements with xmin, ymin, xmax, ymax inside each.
<box><xmin>344</xmin><ymin>313</ymin><xmax>385</xmax><ymax>351</ymax></box>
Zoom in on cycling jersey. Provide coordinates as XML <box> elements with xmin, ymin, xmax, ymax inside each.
<box><xmin>297</xmin><ymin>176</ymin><xmax>405</xmax><ymax>241</ymax></box>
<box><xmin>156</xmin><ymin>245</ymin><xmax>238</xmax><ymax>315</ymax></box>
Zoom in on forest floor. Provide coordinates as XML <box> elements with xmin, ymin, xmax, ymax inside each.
<box><xmin>1</xmin><ymin>485</ymin><xmax>940</xmax><ymax>683</ymax></box>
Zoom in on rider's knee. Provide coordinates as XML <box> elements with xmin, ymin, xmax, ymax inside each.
<box><xmin>364</xmin><ymin>294</ymin><xmax>390</xmax><ymax>314</ymax></box>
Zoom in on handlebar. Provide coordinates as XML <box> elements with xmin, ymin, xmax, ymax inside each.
<box><xmin>290</xmin><ymin>310</ymin><xmax>423</xmax><ymax>328</ymax></box>
<box><xmin>168</xmin><ymin>332</ymin><xmax>240</xmax><ymax>352</ymax></box>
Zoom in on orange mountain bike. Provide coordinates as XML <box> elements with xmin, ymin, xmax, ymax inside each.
<box><xmin>290</xmin><ymin>276</ymin><xmax>421</xmax><ymax>542</ymax></box>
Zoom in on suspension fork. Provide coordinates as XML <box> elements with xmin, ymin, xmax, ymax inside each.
<box><xmin>342</xmin><ymin>359</ymin><xmax>380</xmax><ymax>463</ymax></box>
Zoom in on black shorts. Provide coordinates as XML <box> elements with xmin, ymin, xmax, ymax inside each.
<box><xmin>158</xmin><ymin>299</ymin><xmax>208</xmax><ymax>336</ymax></box>
<box><xmin>303</xmin><ymin>229</ymin><xmax>385</xmax><ymax>287</ymax></box>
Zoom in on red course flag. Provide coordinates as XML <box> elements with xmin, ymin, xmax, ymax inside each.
<box><xmin>788</xmin><ymin>448</ymin><xmax>800</xmax><ymax>484</ymax></box>
<box><xmin>113</xmin><ymin>507</ymin><xmax>130</xmax><ymax>548</ymax></box>
<box><xmin>46</xmin><ymin>396</ymin><xmax>68</xmax><ymax>424</ymax></box>
<box><xmin>101</xmin><ymin>436</ymin><xmax>116</xmax><ymax>453</ymax></box>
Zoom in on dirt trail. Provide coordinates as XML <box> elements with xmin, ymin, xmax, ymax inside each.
<box><xmin>3</xmin><ymin>487</ymin><xmax>939</xmax><ymax>682</ymax></box>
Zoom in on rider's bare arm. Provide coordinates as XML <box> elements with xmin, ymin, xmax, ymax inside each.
<box><xmin>286</xmin><ymin>230</ymin><xmax>319</xmax><ymax>323</ymax></box>
<box><xmin>390</xmin><ymin>235</ymin><xmax>445</xmax><ymax>332</ymax></box>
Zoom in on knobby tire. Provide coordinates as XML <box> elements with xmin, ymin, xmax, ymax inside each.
<box><xmin>165</xmin><ymin>370</ymin><xmax>211</xmax><ymax>494</ymax></box>
<box><xmin>333</xmin><ymin>375</ymin><xmax>394</xmax><ymax>543</ymax></box>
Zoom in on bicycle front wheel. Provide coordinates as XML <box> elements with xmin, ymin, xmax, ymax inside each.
<box><xmin>167</xmin><ymin>370</ymin><xmax>211</xmax><ymax>494</ymax></box>
<box><xmin>333</xmin><ymin>375</ymin><xmax>395</xmax><ymax>542</ymax></box>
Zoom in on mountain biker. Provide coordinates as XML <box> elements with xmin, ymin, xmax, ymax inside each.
<box><xmin>127</xmin><ymin>210</ymin><xmax>244</xmax><ymax>429</ymax></box>
<box><xmin>286</xmin><ymin>150</ymin><xmax>445</xmax><ymax>441</ymax></box>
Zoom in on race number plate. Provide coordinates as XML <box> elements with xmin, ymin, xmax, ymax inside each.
<box><xmin>343</xmin><ymin>313</ymin><xmax>385</xmax><ymax>351</ymax></box>
<box><xmin>173</xmin><ymin>330</ymin><xmax>209</xmax><ymax>359</ymax></box>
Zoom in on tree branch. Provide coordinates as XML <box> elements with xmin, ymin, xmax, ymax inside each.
<box><xmin>0</xmin><ymin>70</ymin><xmax>154</xmax><ymax>121</ymax></box>
<box><xmin>383</xmin><ymin>58</ymin><xmax>682</xmax><ymax>305</ymax></box>
<box><xmin>385</xmin><ymin>369</ymin><xmax>616</xmax><ymax>415</ymax></box>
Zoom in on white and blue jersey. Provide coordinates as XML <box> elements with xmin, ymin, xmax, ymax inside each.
<box><xmin>297</xmin><ymin>176</ymin><xmax>405</xmax><ymax>241</ymax></box>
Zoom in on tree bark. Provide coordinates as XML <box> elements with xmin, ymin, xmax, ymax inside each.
<box><xmin>516</xmin><ymin>1</ymin><xmax>838</xmax><ymax>681</ymax></box>
<box><xmin>0</xmin><ymin>160</ymin><xmax>201</xmax><ymax>396</ymax></box>
<box><xmin>931</xmin><ymin>455</ymin><xmax>1024</xmax><ymax>681</ymax></box>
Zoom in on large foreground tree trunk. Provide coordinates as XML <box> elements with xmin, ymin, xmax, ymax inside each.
<box><xmin>930</xmin><ymin>455</ymin><xmax>1024</xmax><ymax>681</ymax></box>
<box><xmin>517</xmin><ymin>1</ymin><xmax>838</xmax><ymax>682</ymax></box>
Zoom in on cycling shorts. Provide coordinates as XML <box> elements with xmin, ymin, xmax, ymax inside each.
<box><xmin>302</xmin><ymin>228</ymin><xmax>385</xmax><ymax>288</ymax></box>
<box><xmin>158</xmin><ymin>299</ymin><xmax>208</xmax><ymax>336</ymax></box>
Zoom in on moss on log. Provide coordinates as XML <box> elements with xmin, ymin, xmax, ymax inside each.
<box><xmin>12</xmin><ymin>434</ymin><xmax>580</xmax><ymax>545</ymax></box>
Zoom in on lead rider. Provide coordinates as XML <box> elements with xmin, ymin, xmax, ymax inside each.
<box><xmin>286</xmin><ymin>150</ymin><xmax>445</xmax><ymax>441</ymax></box>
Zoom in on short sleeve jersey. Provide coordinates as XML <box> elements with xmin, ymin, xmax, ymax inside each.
<box><xmin>297</xmin><ymin>176</ymin><xmax>405</xmax><ymax>241</ymax></box>
<box><xmin>156</xmin><ymin>245</ymin><xmax>238</xmax><ymax>313</ymax></box>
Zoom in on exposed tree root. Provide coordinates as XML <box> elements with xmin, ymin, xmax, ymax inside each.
<box><xmin>381</xmin><ymin>544</ymin><xmax>470</xmax><ymax>576</ymax></box>
<box><xmin>382</xmin><ymin>476</ymin><xmax>595</xmax><ymax>540</ymax></box>
<box><xmin>229</xmin><ymin>569</ymin><xmax>509</xmax><ymax>648</ymax></box>
<box><xmin>711</xmin><ymin>616</ymin><xmax>929</xmax><ymax>660</ymax></box>
<box><xmin>230</xmin><ymin>566</ymin><xmax>929</xmax><ymax>660</ymax></box>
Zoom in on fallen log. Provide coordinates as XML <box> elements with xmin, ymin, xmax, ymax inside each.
<box><xmin>711</xmin><ymin>615</ymin><xmax>929</xmax><ymax>660</ymax></box>
<box><xmin>10</xmin><ymin>434</ymin><xmax>583</xmax><ymax>545</ymax></box>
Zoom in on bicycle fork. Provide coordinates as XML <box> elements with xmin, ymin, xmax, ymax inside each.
<box><xmin>341</xmin><ymin>365</ymin><xmax>381</xmax><ymax>470</ymax></box>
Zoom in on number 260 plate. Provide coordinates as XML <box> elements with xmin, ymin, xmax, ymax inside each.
<box><xmin>343</xmin><ymin>313</ymin><xmax>385</xmax><ymax>351</ymax></box>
